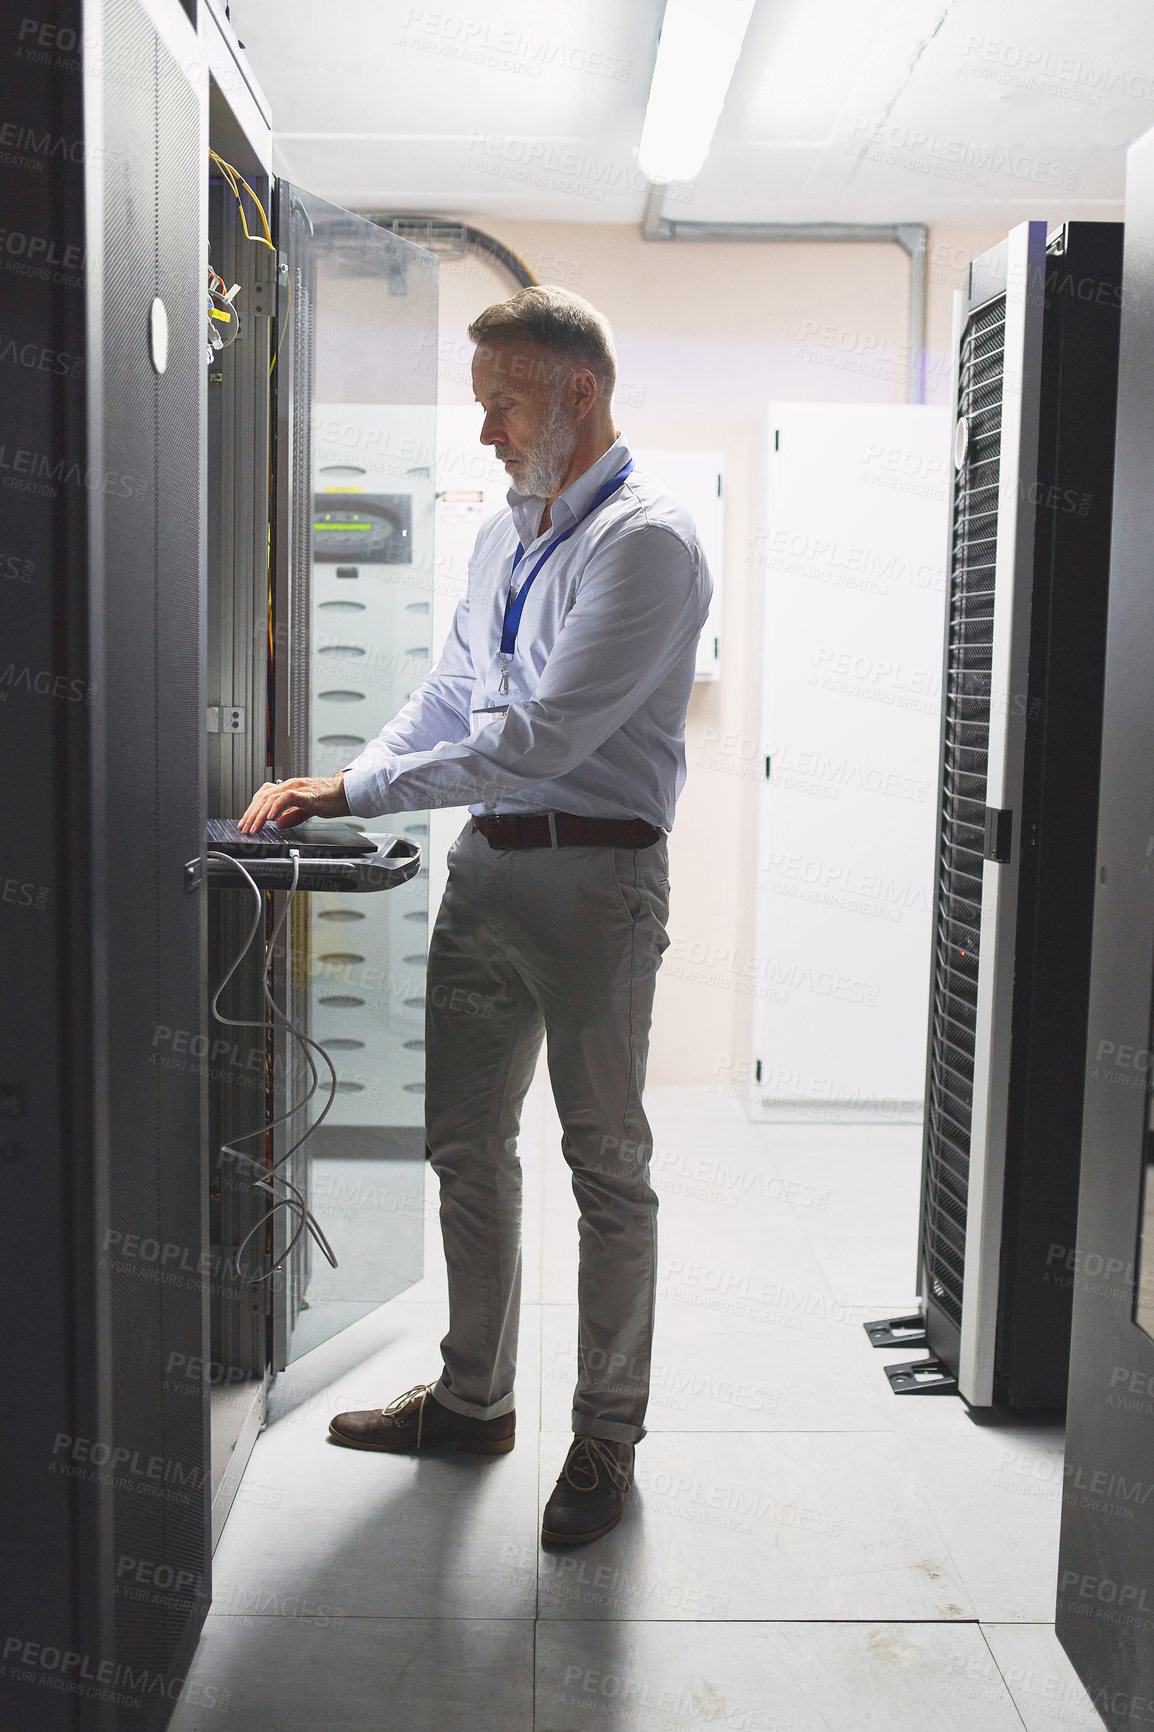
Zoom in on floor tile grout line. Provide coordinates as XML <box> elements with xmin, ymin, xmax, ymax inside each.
<box><xmin>976</xmin><ymin>1621</ymin><xmax>1035</xmax><ymax>1731</ymax></box>
<box><xmin>199</xmin><ymin>1611</ymin><xmax>1025</xmax><ymax>1624</ymax></box>
<box><xmin>202</xmin><ymin>1613</ymin><xmax>541</xmax><ymax>1623</ymax></box>
<box><xmin>855</xmin><ymin>1413</ymin><xmax>1011</xmax><ymax>1628</ymax></box>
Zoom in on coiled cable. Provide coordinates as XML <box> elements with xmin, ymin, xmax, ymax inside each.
<box><xmin>205</xmin><ymin>848</ymin><xmax>339</xmax><ymax>1283</ymax></box>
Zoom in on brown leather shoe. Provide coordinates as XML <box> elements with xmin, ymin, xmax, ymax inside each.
<box><xmin>541</xmin><ymin>1436</ymin><xmax>634</xmax><ymax>1545</ymax></box>
<box><xmin>328</xmin><ymin>1382</ymin><xmax>515</xmax><ymax>1455</ymax></box>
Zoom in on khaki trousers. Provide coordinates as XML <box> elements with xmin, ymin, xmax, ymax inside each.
<box><xmin>426</xmin><ymin>818</ymin><xmax>670</xmax><ymax>1445</ymax></box>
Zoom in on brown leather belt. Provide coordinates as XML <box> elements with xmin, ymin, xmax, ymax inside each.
<box><xmin>471</xmin><ymin>812</ymin><xmax>661</xmax><ymax>850</ymax></box>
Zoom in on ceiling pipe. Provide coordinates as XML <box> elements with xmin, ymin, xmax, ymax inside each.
<box><xmin>641</xmin><ymin>182</ymin><xmax>927</xmax><ymax>404</ymax></box>
<box><xmin>365</xmin><ymin>214</ymin><xmax>539</xmax><ymax>290</ymax></box>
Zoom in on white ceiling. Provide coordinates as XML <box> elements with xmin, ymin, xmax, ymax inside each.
<box><xmin>229</xmin><ymin>0</ymin><xmax>1154</xmax><ymax>224</ymax></box>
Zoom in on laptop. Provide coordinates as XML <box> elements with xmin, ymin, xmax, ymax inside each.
<box><xmin>205</xmin><ymin>818</ymin><xmax>378</xmax><ymax>858</ymax></box>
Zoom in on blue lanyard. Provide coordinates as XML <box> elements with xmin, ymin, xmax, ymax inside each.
<box><xmin>497</xmin><ymin>457</ymin><xmax>633</xmax><ymax>691</ymax></box>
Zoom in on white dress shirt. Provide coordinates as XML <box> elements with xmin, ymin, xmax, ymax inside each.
<box><xmin>340</xmin><ymin>435</ymin><xmax>712</xmax><ymax>831</ymax></box>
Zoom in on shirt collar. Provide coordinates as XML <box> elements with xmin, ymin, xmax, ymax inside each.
<box><xmin>507</xmin><ymin>433</ymin><xmax>631</xmax><ymax>548</ymax></box>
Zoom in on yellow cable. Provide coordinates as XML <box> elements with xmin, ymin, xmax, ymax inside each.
<box><xmin>234</xmin><ymin>170</ymin><xmax>274</xmax><ymax>246</ymax></box>
<box><xmin>270</xmin><ymin>273</ymin><xmax>291</xmax><ymax>378</ymax></box>
<box><xmin>210</xmin><ymin>150</ymin><xmax>276</xmax><ymax>253</ymax></box>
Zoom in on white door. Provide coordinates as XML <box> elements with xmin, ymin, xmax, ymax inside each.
<box><xmin>749</xmin><ymin>402</ymin><xmax>951</xmax><ymax>1122</ymax></box>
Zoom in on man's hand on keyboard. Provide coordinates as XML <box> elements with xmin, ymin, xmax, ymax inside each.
<box><xmin>237</xmin><ymin>774</ymin><xmax>350</xmax><ymax>833</ymax></box>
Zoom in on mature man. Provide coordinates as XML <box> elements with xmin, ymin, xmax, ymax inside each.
<box><xmin>240</xmin><ymin>286</ymin><xmax>711</xmax><ymax>1546</ymax></box>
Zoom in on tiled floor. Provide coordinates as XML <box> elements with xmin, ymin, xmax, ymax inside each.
<box><xmin>171</xmin><ymin>1083</ymin><xmax>1102</xmax><ymax>1731</ymax></box>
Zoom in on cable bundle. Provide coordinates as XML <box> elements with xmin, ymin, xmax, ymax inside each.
<box><xmin>206</xmin><ymin>850</ymin><xmax>339</xmax><ymax>1284</ymax></box>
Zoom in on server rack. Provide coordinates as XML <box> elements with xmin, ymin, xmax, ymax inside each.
<box><xmin>1056</xmin><ymin>123</ymin><xmax>1154</xmax><ymax>1730</ymax></box>
<box><xmin>905</xmin><ymin>220</ymin><xmax>1124</xmax><ymax>1410</ymax></box>
<box><xmin>1</xmin><ymin>0</ymin><xmax>434</xmax><ymax>1722</ymax></box>
<box><xmin>1</xmin><ymin>0</ymin><xmax>210</xmax><ymax>1725</ymax></box>
<box><xmin>203</xmin><ymin>141</ymin><xmax>278</xmax><ymax>1542</ymax></box>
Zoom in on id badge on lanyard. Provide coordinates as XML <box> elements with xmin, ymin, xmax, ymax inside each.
<box><xmin>496</xmin><ymin>456</ymin><xmax>634</xmax><ymax>694</ymax></box>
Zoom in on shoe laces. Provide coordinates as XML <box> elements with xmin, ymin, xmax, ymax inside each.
<box><xmin>380</xmin><ymin>1382</ymin><xmax>436</xmax><ymax>1449</ymax></box>
<box><xmin>563</xmin><ymin>1436</ymin><xmax>632</xmax><ymax>1494</ymax></box>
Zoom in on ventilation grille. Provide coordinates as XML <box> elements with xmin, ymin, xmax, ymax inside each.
<box><xmin>921</xmin><ymin>295</ymin><xmax>1005</xmax><ymax>1330</ymax></box>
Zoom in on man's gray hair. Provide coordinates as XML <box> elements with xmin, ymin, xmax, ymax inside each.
<box><xmin>468</xmin><ymin>285</ymin><xmax>617</xmax><ymax>396</ymax></box>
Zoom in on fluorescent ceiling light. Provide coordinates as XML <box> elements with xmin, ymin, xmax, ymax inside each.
<box><xmin>638</xmin><ymin>0</ymin><xmax>757</xmax><ymax>183</ymax></box>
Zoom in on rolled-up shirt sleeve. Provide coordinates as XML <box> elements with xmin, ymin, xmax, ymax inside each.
<box><xmin>340</xmin><ymin>523</ymin><xmax>705</xmax><ymax>818</ymax></box>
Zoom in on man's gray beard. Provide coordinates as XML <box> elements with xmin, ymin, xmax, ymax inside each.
<box><xmin>504</xmin><ymin>402</ymin><xmax>577</xmax><ymax>498</ymax></box>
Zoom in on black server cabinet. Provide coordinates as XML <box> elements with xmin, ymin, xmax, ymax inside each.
<box><xmin>1057</xmin><ymin>126</ymin><xmax>1154</xmax><ymax>1726</ymax></box>
<box><xmin>203</xmin><ymin>157</ymin><xmax>277</xmax><ymax>1539</ymax></box>
<box><xmin>916</xmin><ymin>219</ymin><xmax>1123</xmax><ymax>1411</ymax></box>
<box><xmin>1</xmin><ymin>0</ymin><xmax>210</xmax><ymax>1726</ymax></box>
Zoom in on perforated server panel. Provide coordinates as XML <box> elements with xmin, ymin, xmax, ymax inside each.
<box><xmin>919</xmin><ymin>221</ymin><xmax>1123</xmax><ymax>1410</ymax></box>
<box><xmin>1</xmin><ymin>1</ymin><xmax>209</xmax><ymax>1726</ymax></box>
<box><xmin>922</xmin><ymin>300</ymin><xmax>1007</xmax><ymax>1359</ymax></box>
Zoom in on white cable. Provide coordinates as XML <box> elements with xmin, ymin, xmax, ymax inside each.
<box><xmin>205</xmin><ymin>849</ymin><xmax>340</xmax><ymax>1283</ymax></box>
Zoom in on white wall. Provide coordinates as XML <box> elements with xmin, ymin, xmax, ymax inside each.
<box><xmin>427</xmin><ymin>218</ymin><xmax>1007</xmax><ymax>1086</ymax></box>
